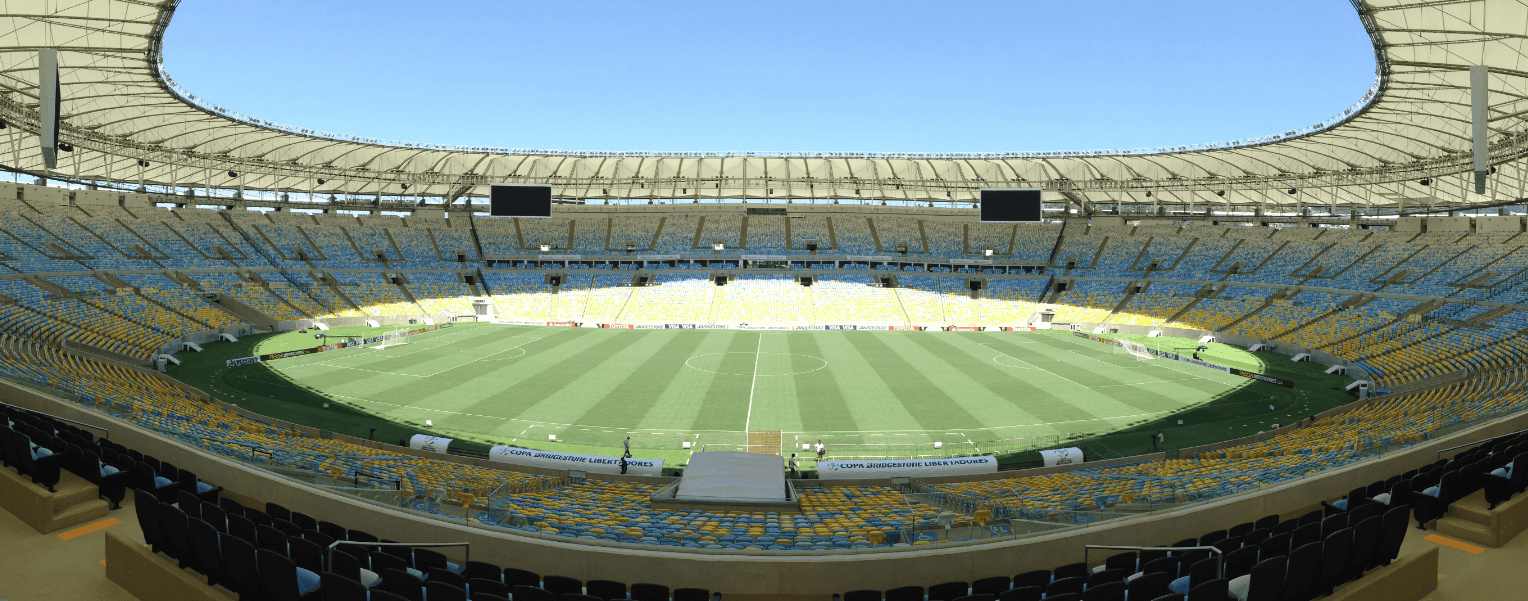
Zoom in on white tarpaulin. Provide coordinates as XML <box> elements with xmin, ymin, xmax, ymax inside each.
<box><xmin>816</xmin><ymin>456</ymin><xmax>997</xmax><ymax>480</ymax></box>
<box><xmin>1039</xmin><ymin>447</ymin><xmax>1084</xmax><ymax>468</ymax></box>
<box><xmin>487</xmin><ymin>446</ymin><xmax>663</xmax><ymax>477</ymax></box>
<box><xmin>675</xmin><ymin>452</ymin><xmax>786</xmax><ymax>500</ymax></box>
<box><xmin>409</xmin><ymin>434</ymin><xmax>453</xmax><ymax>455</ymax></box>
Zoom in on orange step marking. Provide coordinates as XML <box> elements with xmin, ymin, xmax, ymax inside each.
<box><xmin>58</xmin><ymin>517</ymin><xmax>120</xmax><ymax>541</ymax></box>
<box><xmin>1424</xmin><ymin>534</ymin><xmax>1484</xmax><ymax>555</ymax></box>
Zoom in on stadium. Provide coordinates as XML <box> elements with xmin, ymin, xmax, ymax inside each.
<box><xmin>3</xmin><ymin>1</ymin><xmax>1528</xmax><ymax>601</ymax></box>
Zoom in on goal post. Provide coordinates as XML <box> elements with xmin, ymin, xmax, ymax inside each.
<box><xmin>370</xmin><ymin>327</ymin><xmax>412</xmax><ymax>350</ymax></box>
<box><xmin>1119</xmin><ymin>340</ymin><xmax>1155</xmax><ymax>361</ymax></box>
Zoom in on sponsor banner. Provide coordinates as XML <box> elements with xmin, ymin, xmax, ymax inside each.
<box><xmin>665</xmin><ymin>324</ymin><xmax>698</xmax><ymax>329</ymax></box>
<box><xmin>1231</xmin><ymin>368</ymin><xmax>1295</xmax><ymax>388</ymax></box>
<box><xmin>491</xmin><ymin>319</ymin><xmax>545</xmax><ymax>326</ymax></box>
<box><xmin>488</xmin><ymin>446</ymin><xmax>664</xmax><ymax>477</ymax></box>
<box><xmin>409</xmin><ymin>434</ymin><xmax>453</xmax><ymax>454</ymax></box>
<box><xmin>742</xmin><ymin>255</ymin><xmax>788</xmax><ymax>261</ymax></box>
<box><xmin>853</xmin><ymin>325</ymin><xmax>892</xmax><ymax>331</ymax></box>
<box><xmin>600</xmin><ymin>324</ymin><xmax>635</xmax><ymax>329</ymax></box>
<box><xmin>545</xmin><ymin>321</ymin><xmax>579</xmax><ymax>327</ymax></box>
<box><xmin>1039</xmin><ymin>447</ymin><xmax>1085</xmax><ymax>468</ymax></box>
<box><xmin>737</xmin><ymin>324</ymin><xmax>793</xmax><ymax>331</ymax></box>
<box><xmin>824</xmin><ymin>325</ymin><xmax>858</xmax><ymax>330</ymax></box>
<box><xmin>817</xmin><ymin>456</ymin><xmax>997</xmax><ymax>480</ymax></box>
<box><xmin>226</xmin><ymin>356</ymin><xmax>261</xmax><ymax>367</ymax></box>
<box><xmin>632</xmin><ymin>324</ymin><xmax>666</xmax><ymax>329</ymax></box>
<box><xmin>794</xmin><ymin>326</ymin><xmax>821</xmax><ymax>331</ymax></box>
<box><xmin>695</xmin><ymin>324</ymin><xmax>729</xmax><ymax>330</ymax></box>
<box><xmin>888</xmin><ymin>326</ymin><xmax>924</xmax><ymax>331</ymax></box>
<box><xmin>946</xmin><ymin>326</ymin><xmax>983</xmax><ymax>332</ymax></box>
<box><xmin>264</xmin><ymin>348</ymin><xmax>315</xmax><ymax>361</ymax></box>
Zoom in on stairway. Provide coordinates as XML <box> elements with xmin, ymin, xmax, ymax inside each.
<box><xmin>0</xmin><ymin>467</ymin><xmax>110</xmax><ymax>534</ymax></box>
<box><xmin>1434</xmin><ymin>490</ymin><xmax>1501</xmax><ymax>547</ymax></box>
<box><xmin>802</xmin><ymin>286</ymin><xmax>818</xmax><ymax>324</ymax></box>
<box><xmin>707</xmin><ymin>287</ymin><xmax>725</xmax><ymax>324</ymax></box>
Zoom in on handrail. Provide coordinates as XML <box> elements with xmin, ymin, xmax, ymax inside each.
<box><xmin>1084</xmin><ymin>544</ymin><xmax>1223</xmax><ymax>579</ymax></box>
<box><xmin>353</xmin><ymin>469</ymin><xmax>402</xmax><ymax>490</ymax></box>
<box><xmin>326</xmin><ymin>540</ymin><xmax>469</xmax><ymax>575</ymax></box>
<box><xmin>1</xmin><ymin>400</ymin><xmax>109</xmax><ymax>437</ymax></box>
<box><xmin>1434</xmin><ymin>427</ymin><xmax>1528</xmax><ymax>458</ymax></box>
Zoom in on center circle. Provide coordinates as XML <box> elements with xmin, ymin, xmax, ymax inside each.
<box><xmin>684</xmin><ymin>352</ymin><xmax>828</xmax><ymax>376</ymax></box>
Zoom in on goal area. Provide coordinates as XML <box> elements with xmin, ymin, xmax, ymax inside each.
<box><xmin>1118</xmin><ymin>340</ymin><xmax>1155</xmax><ymax>361</ymax></box>
<box><xmin>370</xmin><ymin>328</ymin><xmax>412</xmax><ymax>350</ymax></box>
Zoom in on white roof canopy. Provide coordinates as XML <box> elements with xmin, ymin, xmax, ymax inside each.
<box><xmin>2</xmin><ymin>0</ymin><xmax>1528</xmax><ymax>211</ymax></box>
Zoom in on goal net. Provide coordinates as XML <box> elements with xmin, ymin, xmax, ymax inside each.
<box><xmin>370</xmin><ymin>328</ymin><xmax>411</xmax><ymax>350</ymax></box>
<box><xmin>1119</xmin><ymin>340</ymin><xmax>1155</xmax><ymax>361</ymax></box>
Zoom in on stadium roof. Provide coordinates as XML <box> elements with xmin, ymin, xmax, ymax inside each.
<box><xmin>2</xmin><ymin>0</ymin><xmax>1528</xmax><ymax>212</ymax></box>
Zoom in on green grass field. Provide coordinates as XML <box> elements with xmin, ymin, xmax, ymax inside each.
<box><xmin>167</xmin><ymin>324</ymin><xmax>1357</xmax><ymax>469</ymax></box>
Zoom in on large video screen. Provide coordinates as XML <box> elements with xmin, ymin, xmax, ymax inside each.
<box><xmin>980</xmin><ymin>189</ymin><xmax>1043</xmax><ymax>222</ymax></box>
<box><xmin>489</xmin><ymin>184</ymin><xmax>552</xmax><ymax>218</ymax></box>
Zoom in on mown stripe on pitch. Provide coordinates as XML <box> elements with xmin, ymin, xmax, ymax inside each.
<box><xmin>633</xmin><ymin>331</ymin><xmax>733</xmax><ymax>435</ymax></box>
<box><xmin>573</xmin><ymin>331</ymin><xmax>712</xmax><ymax>431</ymax></box>
<box><xmin>332</xmin><ymin>328</ymin><xmax>595</xmax><ymax>428</ymax></box>
<box><xmin>778</xmin><ymin>332</ymin><xmax>857</xmax><ymax>435</ymax></box>
<box><xmin>448</xmin><ymin>329</ymin><xmax>649</xmax><ymax>427</ymax></box>
<box><xmin>996</xmin><ymin>331</ymin><xmax>1234</xmax><ymax>415</ymax></box>
<box><xmin>906</xmin><ymin>333</ymin><xmax>1095</xmax><ymax>428</ymax></box>
<box><xmin>807</xmin><ymin>333</ymin><xmax>923</xmax><ymax>435</ymax></box>
<box><xmin>692</xmin><ymin>331</ymin><xmax>759</xmax><ymax>432</ymax></box>
<box><xmin>841</xmin><ymin>332</ymin><xmax>984</xmax><ymax>431</ymax></box>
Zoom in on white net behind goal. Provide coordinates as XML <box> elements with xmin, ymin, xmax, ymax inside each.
<box><xmin>1120</xmin><ymin>341</ymin><xmax>1155</xmax><ymax>360</ymax></box>
<box><xmin>371</xmin><ymin>329</ymin><xmax>411</xmax><ymax>350</ymax></box>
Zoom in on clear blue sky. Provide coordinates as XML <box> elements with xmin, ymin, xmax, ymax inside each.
<box><xmin>162</xmin><ymin>0</ymin><xmax>1375</xmax><ymax>154</ymax></box>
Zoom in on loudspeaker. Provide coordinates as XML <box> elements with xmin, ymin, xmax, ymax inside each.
<box><xmin>38</xmin><ymin>49</ymin><xmax>60</xmax><ymax>169</ymax></box>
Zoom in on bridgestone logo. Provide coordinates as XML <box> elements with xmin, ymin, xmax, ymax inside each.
<box><xmin>225</xmin><ymin>356</ymin><xmax>261</xmax><ymax>367</ymax></box>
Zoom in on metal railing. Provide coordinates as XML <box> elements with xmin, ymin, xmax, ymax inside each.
<box><xmin>1084</xmin><ymin>544</ymin><xmax>1223</xmax><ymax>578</ymax></box>
<box><xmin>326</xmin><ymin>541</ymin><xmax>469</xmax><ymax>575</ymax></box>
<box><xmin>0</xmin><ymin>400</ymin><xmax>109</xmax><ymax>437</ymax></box>
<box><xmin>1434</xmin><ymin>427</ymin><xmax>1528</xmax><ymax>459</ymax></box>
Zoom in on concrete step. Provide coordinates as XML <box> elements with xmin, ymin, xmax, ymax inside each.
<box><xmin>1435</xmin><ymin>515</ymin><xmax>1494</xmax><ymax>547</ymax></box>
<box><xmin>52</xmin><ymin>497</ymin><xmax>110</xmax><ymax>531</ymax></box>
<box><xmin>51</xmin><ymin>471</ymin><xmax>100</xmax><ymax>507</ymax></box>
<box><xmin>1447</xmin><ymin>489</ymin><xmax>1493</xmax><ymax>527</ymax></box>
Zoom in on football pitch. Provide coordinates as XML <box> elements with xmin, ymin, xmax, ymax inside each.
<box><xmin>171</xmin><ymin>324</ymin><xmax>1357</xmax><ymax>468</ymax></box>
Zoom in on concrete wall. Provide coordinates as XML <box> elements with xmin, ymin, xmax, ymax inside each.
<box><xmin>9</xmin><ymin>378</ymin><xmax>1526</xmax><ymax>595</ymax></box>
<box><xmin>1477</xmin><ymin>216</ymin><xmax>1525</xmax><ymax>234</ymax></box>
